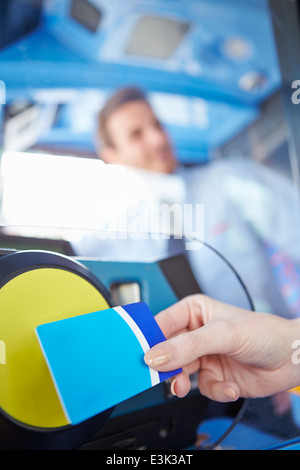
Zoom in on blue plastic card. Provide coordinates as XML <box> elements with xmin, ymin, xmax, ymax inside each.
<box><xmin>35</xmin><ymin>302</ymin><xmax>181</xmax><ymax>425</ymax></box>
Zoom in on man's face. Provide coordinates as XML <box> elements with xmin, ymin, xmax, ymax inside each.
<box><xmin>101</xmin><ymin>100</ymin><xmax>177</xmax><ymax>174</ymax></box>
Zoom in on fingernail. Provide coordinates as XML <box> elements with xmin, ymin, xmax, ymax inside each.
<box><xmin>224</xmin><ymin>387</ymin><xmax>237</xmax><ymax>401</ymax></box>
<box><xmin>170</xmin><ymin>379</ymin><xmax>177</xmax><ymax>396</ymax></box>
<box><xmin>144</xmin><ymin>348</ymin><xmax>171</xmax><ymax>367</ymax></box>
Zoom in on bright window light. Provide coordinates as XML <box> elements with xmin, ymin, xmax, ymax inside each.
<box><xmin>0</xmin><ymin>151</ymin><xmax>154</xmax><ymax>238</ymax></box>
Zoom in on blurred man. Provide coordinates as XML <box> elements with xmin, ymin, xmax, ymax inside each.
<box><xmin>96</xmin><ymin>87</ymin><xmax>177</xmax><ymax>174</ymax></box>
<box><xmin>73</xmin><ymin>86</ymin><xmax>300</xmax><ymax>438</ymax></box>
<box><xmin>91</xmin><ymin>85</ymin><xmax>300</xmax><ymax>322</ymax></box>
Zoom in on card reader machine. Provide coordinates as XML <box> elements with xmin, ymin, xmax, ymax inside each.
<box><xmin>0</xmin><ymin>241</ymin><xmax>254</xmax><ymax>450</ymax></box>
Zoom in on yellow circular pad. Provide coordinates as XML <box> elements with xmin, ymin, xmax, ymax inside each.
<box><xmin>0</xmin><ymin>267</ymin><xmax>110</xmax><ymax>429</ymax></box>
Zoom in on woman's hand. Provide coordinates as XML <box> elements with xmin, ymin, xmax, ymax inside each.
<box><xmin>144</xmin><ymin>295</ymin><xmax>300</xmax><ymax>402</ymax></box>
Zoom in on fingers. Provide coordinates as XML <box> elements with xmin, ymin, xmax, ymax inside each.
<box><xmin>144</xmin><ymin>320</ymin><xmax>242</xmax><ymax>403</ymax></box>
<box><xmin>146</xmin><ymin>295</ymin><xmax>256</xmax><ymax>403</ymax></box>
<box><xmin>198</xmin><ymin>369</ymin><xmax>240</xmax><ymax>402</ymax></box>
<box><xmin>154</xmin><ymin>295</ymin><xmax>204</xmax><ymax>339</ymax></box>
<box><xmin>168</xmin><ymin>368</ymin><xmax>240</xmax><ymax>402</ymax></box>
<box><xmin>168</xmin><ymin>357</ymin><xmax>201</xmax><ymax>398</ymax></box>
<box><xmin>155</xmin><ymin>294</ymin><xmax>251</xmax><ymax>341</ymax></box>
<box><xmin>170</xmin><ymin>370</ymin><xmax>192</xmax><ymax>398</ymax></box>
<box><xmin>144</xmin><ymin>320</ymin><xmax>234</xmax><ymax>372</ymax></box>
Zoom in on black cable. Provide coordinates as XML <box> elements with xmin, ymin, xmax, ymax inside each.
<box><xmin>201</xmin><ymin>398</ymin><xmax>251</xmax><ymax>450</ymax></box>
<box><xmin>184</xmin><ymin>240</ymin><xmax>255</xmax><ymax>450</ymax></box>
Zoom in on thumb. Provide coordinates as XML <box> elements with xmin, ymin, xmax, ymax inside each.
<box><xmin>144</xmin><ymin>320</ymin><xmax>234</xmax><ymax>372</ymax></box>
